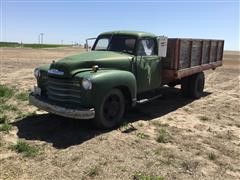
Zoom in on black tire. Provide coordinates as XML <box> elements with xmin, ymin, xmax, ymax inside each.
<box><xmin>168</xmin><ymin>80</ymin><xmax>181</xmax><ymax>88</ymax></box>
<box><xmin>94</xmin><ymin>89</ymin><xmax>125</xmax><ymax>129</ymax></box>
<box><xmin>189</xmin><ymin>72</ymin><xmax>205</xmax><ymax>98</ymax></box>
<box><xmin>181</xmin><ymin>72</ymin><xmax>205</xmax><ymax>99</ymax></box>
<box><xmin>181</xmin><ymin>76</ymin><xmax>191</xmax><ymax>97</ymax></box>
<box><xmin>168</xmin><ymin>82</ymin><xmax>176</xmax><ymax>88</ymax></box>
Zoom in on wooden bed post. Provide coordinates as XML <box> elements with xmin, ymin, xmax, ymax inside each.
<box><xmin>188</xmin><ymin>40</ymin><xmax>193</xmax><ymax>68</ymax></box>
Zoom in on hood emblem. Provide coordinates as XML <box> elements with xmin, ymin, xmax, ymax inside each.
<box><xmin>48</xmin><ymin>69</ymin><xmax>64</xmax><ymax>75</ymax></box>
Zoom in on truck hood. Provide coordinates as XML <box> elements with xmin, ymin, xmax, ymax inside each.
<box><xmin>49</xmin><ymin>51</ymin><xmax>133</xmax><ymax>78</ymax></box>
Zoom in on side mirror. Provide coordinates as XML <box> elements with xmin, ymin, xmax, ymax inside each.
<box><xmin>85</xmin><ymin>37</ymin><xmax>96</xmax><ymax>52</ymax></box>
<box><xmin>157</xmin><ymin>36</ymin><xmax>168</xmax><ymax>57</ymax></box>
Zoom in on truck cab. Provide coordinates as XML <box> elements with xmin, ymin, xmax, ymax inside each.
<box><xmin>29</xmin><ymin>30</ymin><xmax>223</xmax><ymax>129</ymax></box>
<box><xmin>92</xmin><ymin>31</ymin><xmax>164</xmax><ymax>93</ymax></box>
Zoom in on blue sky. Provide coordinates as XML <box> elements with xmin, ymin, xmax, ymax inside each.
<box><xmin>1</xmin><ymin>0</ymin><xmax>239</xmax><ymax>50</ymax></box>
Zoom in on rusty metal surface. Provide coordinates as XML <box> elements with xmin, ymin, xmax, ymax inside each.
<box><xmin>162</xmin><ymin>69</ymin><xmax>176</xmax><ymax>84</ymax></box>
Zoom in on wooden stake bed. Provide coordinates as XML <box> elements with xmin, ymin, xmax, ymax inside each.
<box><xmin>162</xmin><ymin>38</ymin><xmax>224</xmax><ymax>83</ymax></box>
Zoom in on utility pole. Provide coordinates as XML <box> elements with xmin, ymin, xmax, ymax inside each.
<box><xmin>40</xmin><ymin>33</ymin><xmax>44</xmax><ymax>44</ymax></box>
<box><xmin>38</xmin><ymin>34</ymin><xmax>40</xmax><ymax>44</ymax></box>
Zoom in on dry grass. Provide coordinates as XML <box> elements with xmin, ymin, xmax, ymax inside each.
<box><xmin>0</xmin><ymin>123</ymin><xmax>12</xmax><ymax>133</ymax></box>
<box><xmin>156</xmin><ymin>128</ymin><xmax>171</xmax><ymax>143</ymax></box>
<box><xmin>10</xmin><ymin>141</ymin><xmax>40</xmax><ymax>157</ymax></box>
<box><xmin>133</xmin><ymin>172</ymin><xmax>164</xmax><ymax>180</ymax></box>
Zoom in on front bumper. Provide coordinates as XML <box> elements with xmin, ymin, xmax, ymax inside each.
<box><xmin>29</xmin><ymin>93</ymin><xmax>95</xmax><ymax>119</ymax></box>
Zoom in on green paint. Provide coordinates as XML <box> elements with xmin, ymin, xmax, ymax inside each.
<box><xmin>33</xmin><ymin>31</ymin><xmax>162</xmax><ymax>111</ymax></box>
<box><xmin>136</xmin><ymin>55</ymin><xmax>161</xmax><ymax>93</ymax></box>
<box><xmin>100</xmin><ymin>30</ymin><xmax>156</xmax><ymax>38</ymax></box>
<box><xmin>49</xmin><ymin>51</ymin><xmax>133</xmax><ymax>78</ymax></box>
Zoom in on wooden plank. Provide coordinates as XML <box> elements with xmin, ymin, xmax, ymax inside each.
<box><xmin>220</xmin><ymin>40</ymin><xmax>224</xmax><ymax>60</ymax></box>
<box><xmin>179</xmin><ymin>40</ymin><xmax>190</xmax><ymax>69</ymax></box>
<box><xmin>163</xmin><ymin>38</ymin><xmax>180</xmax><ymax>70</ymax></box>
<box><xmin>215</xmin><ymin>41</ymin><xmax>219</xmax><ymax>62</ymax></box>
<box><xmin>176</xmin><ymin>39</ymin><xmax>180</xmax><ymax>70</ymax></box>
<box><xmin>163</xmin><ymin>39</ymin><xmax>174</xmax><ymax>69</ymax></box>
<box><xmin>188</xmin><ymin>41</ymin><xmax>193</xmax><ymax>68</ymax></box>
<box><xmin>170</xmin><ymin>39</ymin><xmax>177</xmax><ymax>69</ymax></box>
<box><xmin>210</xmin><ymin>41</ymin><xmax>217</xmax><ymax>62</ymax></box>
<box><xmin>176</xmin><ymin>61</ymin><xmax>222</xmax><ymax>79</ymax></box>
<box><xmin>216</xmin><ymin>41</ymin><xmax>221</xmax><ymax>60</ymax></box>
<box><xmin>164</xmin><ymin>38</ymin><xmax>224</xmax><ymax>74</ymax></box>
<box><xmin>199</xmin><ymin>40</ymin><xmax>204</xmax><ymax>65</ymax></box>
<box><xmin>208</xmin><ymin>40</ymin><xmax>212</xmax><ymax>63</ymax></box>
<box><xmin>162</xmin><ymin>61</ymin><xmax>222</xmax><ymax>83</ymax></box>
<box><xmin>202</xmin><ymin>41</ymin><xmax>209</xmax><ymax>64</ymax></box>
<box><xmin>191</xmin><ymin>40</ymin><xmax>201</xmax><ymax>67</ymax></box>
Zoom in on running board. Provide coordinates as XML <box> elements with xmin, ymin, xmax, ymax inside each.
<box><xmin>136</xmin><ymin>94</ymin><xmax>162</xmax><ymax>104</ymax></box>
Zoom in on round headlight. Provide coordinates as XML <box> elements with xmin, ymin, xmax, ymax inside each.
<box><xmin>82</xmin><ymin>79</ymin><xmax>92</xmax><ymax>90</ymax></box>
<box><xmin>34</xmin><ymin>68</ymin><xmax>40</xmax><ymax>79</ymax></box>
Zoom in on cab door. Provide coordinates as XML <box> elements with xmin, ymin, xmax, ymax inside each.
<box><xmin>136</xmin><ymin>38</ymin><xmax>162</xmax><ymax>93</ymax></box>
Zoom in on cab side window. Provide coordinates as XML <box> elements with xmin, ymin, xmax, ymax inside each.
<box><xmin>137</xmin><ymin>39</ymin><xmax>157</xmax><ymax>56</ymax></box>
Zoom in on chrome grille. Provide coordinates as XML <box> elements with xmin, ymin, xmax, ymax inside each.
<box><xmin>46</xmin><ymin>77</ymin><xmax>82</xmax><ymax>104</ymax></box>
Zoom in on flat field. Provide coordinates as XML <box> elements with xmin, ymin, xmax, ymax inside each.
<box><xmin>0</xmin><ymin>47</ymin><xmax>239</xmax><ymax>180</ymax></box>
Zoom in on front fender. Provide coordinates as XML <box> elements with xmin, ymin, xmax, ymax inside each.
<box><xmin>75</xmin><ymin>70</ymin><xmax>137</xmax><ymax>107</ymax></box>
<box><xmin>37</xmin><ymin>64</ymin><xmax>50</xmax><ymax>90</ymax></box>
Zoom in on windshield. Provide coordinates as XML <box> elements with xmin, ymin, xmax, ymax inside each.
<box><xmin>92</xmin><ymin>35</ymin><xmax>137</xmax><ymax>55</ymax></box>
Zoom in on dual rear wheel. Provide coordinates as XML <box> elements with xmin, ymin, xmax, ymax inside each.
<box><xmin>181</xmin><ymin>72</ymin><xmax>205</xmax><ymax>99</ymax></box>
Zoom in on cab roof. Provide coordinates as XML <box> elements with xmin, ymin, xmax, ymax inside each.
<box><xmin>99</xmin><ymin>30</ymin><xmax>156</xmax><ymax>38</ymax></box>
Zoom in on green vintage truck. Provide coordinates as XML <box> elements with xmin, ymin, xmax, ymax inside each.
<box><xmin>29</xmin><ymin>31</ymin><xmax>224</xmax><ymax>128</ymax></box>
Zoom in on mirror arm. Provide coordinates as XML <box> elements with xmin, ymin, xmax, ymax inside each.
<box><xmin>85</xmin><ymin>37</ymin><xmax>97</xmax><ymax>52</ymax></box>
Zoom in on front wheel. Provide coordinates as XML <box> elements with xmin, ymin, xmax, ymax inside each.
<box><xmin>94</xmin><ymin>89</ymin><xmax>125</xmax><ymax>129</ymax></box>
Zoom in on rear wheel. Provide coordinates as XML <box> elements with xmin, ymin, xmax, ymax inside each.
<box><xmin>181</xmin><ymin>72</ymin><xmax>205</xmax><ymax>99</ymax></box>
<box><xmin>190</xmin><ymin>72</ymin><xmax>205</xmax><ymax>98</ymax></box>
<box><xmin>94</xmin><ymin>89</ymin><xmax>125</xmax><ymax>129</ymax></box>
<box><xmin>168</xmin><ymin>80</ymin><xmax>180</xmax><ymax>88</ymax></box>
<box><xmin>168</xmin><ymin>82</ymin><xmax>177</xmax><ymax>88</ymax></box>
<box><xmin>181</xmin><ymin>77</ymin><xmax>191</xmax><ymax>97</ymax></box>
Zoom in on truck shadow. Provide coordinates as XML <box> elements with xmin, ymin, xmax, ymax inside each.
<box><xmin>126</xmin><ymin>88</ymin><xmax>211</xmax><ymax>122</ymax></box>
<box><xmin>13</xmin><ymin>87</ymin><xmax>211</xmax><ymax>149</ymax></box>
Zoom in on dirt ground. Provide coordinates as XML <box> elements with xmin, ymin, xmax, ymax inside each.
<box><xmin>0</xmin><ymin>47</ymin><xmax>239</xmax><ymax>180</ymax></box>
